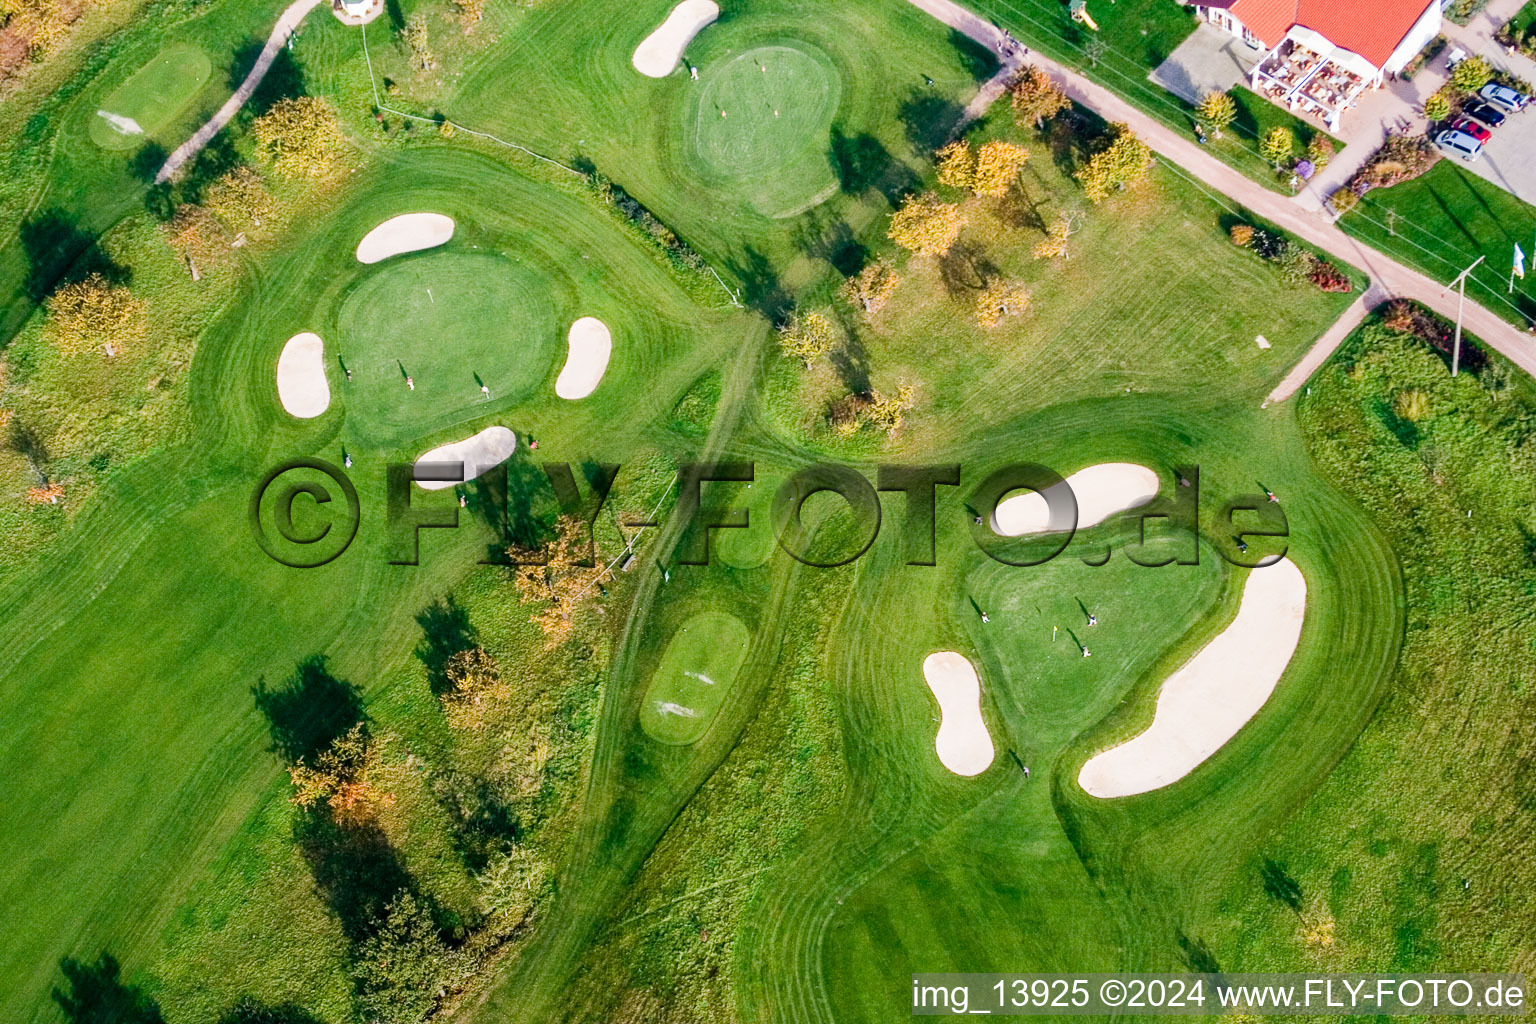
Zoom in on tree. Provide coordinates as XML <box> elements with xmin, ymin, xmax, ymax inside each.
<box><xmin>287</xmin><ymin>723</ymin><xmax>394</xmax><ymax>823</ymax></box>
<box><xmin>451</xmin><ymin>0</ymin><xmax>485</xmax><ymax>29</ymax></box>
<box><xmin>1451</xmin><ymin>55</ymin><xmax>1492</xmax><ymax>92</ymax></box>
<box><xmin>399</xmin><ymin>12</ymin><xmax>436</xmax><ymax>71</ymax></box>
<box><xmin>440</xmin><ymin>646</ymin><xmax>507</xmax><ymax>728</ymax></box>
<box><xmin>866</xmin><ymin>382</ymin><xmax>916</xmax><ymax>436</ymax></box>
<box><xmin>888</xmin><ymin>192</ymin><xmax>967</xmax><ymax>257</ymax></box>
<box><xmin>935</xmin><ymin>140</ymin><xmax>975</xmax><ymax>190</ymax></box>
<box><xmin>1083</xmin><ymin>39</ymin><xmax>1108</xmax><ymax>67</ymax></box>
<box><xmin>1195</xmin><ymin>90</ymin><xmax>1235</xmax><ymax>137</ymax></box>
<box><xmin>975</xmin><ymin>280</ymin><xmax>1031</xmax><ymax>328</ymax></box>
<box><xmin>1260</xmin><ymin>125</ymin><xmax>1296</xmax><ymax>169</ymax></box>
<box><xmin>43</xmin><ymin>274</ymin><xmax>147</xmax><ymax>357</ymax></box>
<box><xmin>162</xmin><ymin>204</ymin><xmax>228</xmax><ymax>265</ymax></box>
<box><xmin>1424</xmin><ymin>89</ymin><xmax>1451</xmax><ymax>122</ymax></box>
<box><xmin>1009</xmin><ymin>64</ymin><xmax>1069</xmax><ymax>128</ymax></box>
<box><xmin>354</xmin><ymin>891</ymin><xmax>464</xmax><ymax>1024</ymax></box>
<box><xmin>252</xmin><ymin>96</ymin><xmax>345</xmax><ymax>178</ymax></box>
<box><xmin>778</xmin><ymin>308</ymin><xmax>838</xmax><ymax>366</ymax></box>
<box><xmin>202</xmin><ymin>165</ymin><xmax>276</xmax><ymax>231</ymax></box>
<box><xmin>842</xmin><ymin>258</ymin><xmax>901</xmax><ymax>315</ymax></box>
<box><xmin>509</xmin><ymin>515</ymin><xmax>608</xmax><ymax>646</ymax></box>
<box><xmin>973</xmin><ymin>140</ymin><xmax>1029</xmax><ymax>197</ymax></box>
<box><xmin>1075</xmin><ymin>123</ymin><xmax>1152</xmax><ymax>203</ymax></box>
<box><xmin>1305</xmin><ymin>134</ymin><xmax>1334</xmax><ymax>170</ymax></box>
<box><xmin>1032</xmin><ymin>214</ymin><xmax>1078</xmax><ymax>261</ymax></box>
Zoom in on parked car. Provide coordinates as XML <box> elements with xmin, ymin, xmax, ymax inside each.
<box><xmin>1452</xmin><ymin>117</ymin><xmax>1493</xmax><ymax>143</ymax></box>
<box><xmin>1462</xmin><ymin>98</ymin><xmax>1509</xmax><ymax>128</ymax></box>
<box><xmin>1479</xmin><ymin>82</ymin><xmax>1528</xmax><ymax>113</ymax></box>
<box><xmin>1436</xmin><ymin>129</ymin><xmax>1485</xmax><ymax>161</ymax></box>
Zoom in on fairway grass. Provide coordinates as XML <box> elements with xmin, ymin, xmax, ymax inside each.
<box><xmin>335</xmin><ymin>252</ymin><xmax>559</xmax><ymax>444</ymax></box>
<box><xmin>639</xmin><ymin>610</ymin><xmax>751</xmax><ymax>744</ymax></box>
<box><xmin>88</xmin><ymin>43</ymin><xmax>212</xmax><ymax>150</ymax></box>
<box><xmin>687</xmin><ymin>43</ymin><xmax>842</xmax><ymax>216</ymax></box>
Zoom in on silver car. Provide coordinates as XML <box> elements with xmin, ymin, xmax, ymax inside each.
<box><xmin>1435</xmin><ymin>129</ymin><xmax>1484</xmax><ymax>161</ymax></box>
<box><xmin>1479</xmin><ymin>82</ymin><xmax>1528</xmax><ymax>113</ymax></box>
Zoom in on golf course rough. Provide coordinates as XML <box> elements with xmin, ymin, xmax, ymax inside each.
<box><xmin>275</xmin><ymin>332</ymin><xmax>330</xmax><ymax>418</ymax></box>
<box><xmin>921</xmin><ymin>652</ymin><xmax>995</xmax><ymax>776</ymax></box>
<box><xmin>993</xmin><ymin>463</ymin><xmax>1160</xmax><ymax>536</ymax></box>
<box><xmin>1078</xmin><ymin>557</ymin><xmax>1309</xmax><ymax>798</ymax></box>
<box><xmin>356</xmin><ymin>213</ymin><xmax>456</xmax><ymax>264</ymax></box>
<box><xmin>632</xmin><ymin>0</ymin><xmax>719</xmax><ymax>77</ymax></box>
<box><xmin>555</xmin><ymin>317</ymin><xmax>612</xmax><ymax>400</ymax></box>
<box><xmin>640</xmin><ymin>610</ymin><xmax>750</xmax><ymax>744</ymax></box>
<box><xmin>89</xmin><ymin>43</ymin><xmax>213</xmax><ymax>150</ymax></box>
<box><xmin>413</xmin><ymin>425</ymin><xmax>517</xmax><ymax>490</ymax></box>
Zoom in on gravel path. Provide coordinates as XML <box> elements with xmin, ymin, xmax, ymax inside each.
<box><xmin>155</xmin><ymin>0</ymin><xmax>324</xmax><ymax>184</ymax></box>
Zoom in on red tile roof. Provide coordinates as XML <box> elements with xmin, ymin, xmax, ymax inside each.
<box><xmin>1227</xmin><ymin>0</ymin><xmax>1434</xmax><ymax>68</ymax></box>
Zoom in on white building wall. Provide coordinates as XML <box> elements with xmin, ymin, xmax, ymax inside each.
<box><xmin>1383</xmin><ymin>0</ymin><xmax>1443</xmax><ymax>74</ymax></box>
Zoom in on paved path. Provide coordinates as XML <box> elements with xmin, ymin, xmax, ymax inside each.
<box><xmin>1265</xmin><ymin>283</ymin><xmax>1386</xmax><ymax>403</ymax></box>
<box><xmin>903</xmin><ymin>0</ymin><xmax>1536</xmax><ymax>400</ymax></box>
<box><xmin>155</xmin><ymin>0</ymin><xmax>324</xmax><ymax>184</ymax></box>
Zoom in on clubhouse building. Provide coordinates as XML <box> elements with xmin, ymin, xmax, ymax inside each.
<box><xmin>1189</xmin><ymin>0</ymin><xmax>1443</xmax><ymax>130</ymax></box>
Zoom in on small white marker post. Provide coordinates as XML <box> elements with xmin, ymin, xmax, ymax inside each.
<box><xmin>427</xmin><ymin>287</ymin><xmax>434</xmax><ymax>304</ymax></box>
<box><xmin>1446</xmin><ymin>255</ymin><xmax>1485</xmax><ymax>377</ymax></box>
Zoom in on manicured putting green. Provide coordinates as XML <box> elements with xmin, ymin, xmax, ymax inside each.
<box><xmin>640</xmin><ymin>610</ymin><xmax>750</xmax><ymax>744</ymax></box>
<box><xmin>335</xmin><ymin>251</ymin><xmax>558</xmax><ymax>443</ymax></box>
<box><xmin>687</xmin><ymin>43</ymin><xmax>841</xmax><ymax>216</ymax></box>
<box><xmin>90</xmin><ymin>44</ymin><xmax>212</xmax><ymax>150</ymax></box>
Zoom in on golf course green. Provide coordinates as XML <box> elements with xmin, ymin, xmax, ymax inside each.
<box><xmin>88</xmin><ymin>43</ymin><xmax>212</xmax><ymax>150</ymax></box>
<box><xmin>639</xmin><ymin>609</ymin><xmax>751</xmax><ymax>744</ymax></box>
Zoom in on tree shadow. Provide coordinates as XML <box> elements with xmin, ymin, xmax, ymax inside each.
<box><xmin>1260</xmin><ymin>856</ymin><xmax>1303</xmax><ymax>912</ymax></box>
<box><xmin>1045</xmin><ymin>111</ymin><xmax>1097</xmax><ymax>178</ymax></box>
<box><xmin>216</xmin><ymin>997</ymin><xmax>326</xmax><ymax>1024</ymax></box>
<box><xmin>793</xmin><ymin>209</ymin><xmax>868</xmax><ymax>277</ymax></box>
<box><xmin>948</xmin><ymin>28</ymin><xmax>1001</xmax><ymax>83</ymax></box>
<box><xmin>938</xmin><ymin>241</ymin><xmax>997</xmax><ymax>295</ymax></box>
<box><xmin>385</xmin><ymin>0</ymin><xmax>406</xmax><ymax>31</ymax></box>
<box><xmin>229</xmin><ymin>41</ymin><xmax>306</xmax><ymax>122</ymax></box>
<box><xmin>177</xmin><ymin>133</ymin><xmax>241</xmax><ymax>205</ymax></box>
<box><xmin>828</xmin><ymin>126</ymin><xmax>919</xmax><ymax>203</ymax></box>
<box><xmin>723</xmin><ymin>245</ymin><xmax>792</xmax><ymax>325</ymax></box>
<box><xmin>294</xmin><ymin>810</ymin><xmax>415</xmax><ymax>942</ymax></box>
<box><xmin>435</xmin><ymin>771</ymin><xmax>523</xmax><ymax>871</ymax></box>
<box><xmin>898</xmin><ymin>88</ymin><xmax>966</xmax><ymax>151</ymax></box>
<box><xmin>252</xmin><ymin>655</ymin><xmax>365</xmax><ymax>764</ymax></box>
<box><xmin>128</xmin><ymin>142</ymin><xmax>167</xmax><ymax>185</ymax></box>
<box><xmin>52</xmin><ymin>953</ymin><xmax>165</xmax><ymax>1024</ymax></box>
<box><xmin>997</xmin><ymin>177</ymin><xmax>1049</xmax><ymax>232</ymax></box>
<box><xmin>829</xmin><ymin>306</ymin><xmax>871</xmax><ymax>395</ymax></box>
<box><xmin>19</xmin><ymin>209</ymin><xmax>129</xmax><ymax>301</ymax></box>
<box><xmin>1176</xmin><ymin>928</ymin><xmax>1223</xmax><ymax>973</ymax></box>
<box><xmin>414</xmin><ymin>595</ymin><xmax>477</xmax><ymax>696</ymax></box>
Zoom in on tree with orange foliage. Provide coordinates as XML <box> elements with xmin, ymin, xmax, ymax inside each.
<box><xmin>510</xmin><ymin>516</ymin><xmax>607</xmax><ymax>646</ymax></box>
<box><xmin>975</xmin><ymin>280</ymin><xmax>1032</xmax><ymax>328</ymax></box>
<box><xmin>973</xmin><ymin>140</ymin><xmax>1029</xmax><ymax>197</ymax></box>
<box><xmin>1009</xmin><ymin>65</ymin><xmax>1070</xmax><ymax>128</ymax></box>
<box><xmin>888</xmin><ymin>192</ymin><xmax>967</xmax><ymax>257</ymax></box>
<box><xmin>288</xmin><ymin>724</ymin><xmax>394</xmax><ymax>822</ymax></box>
<box><xmin>842</xmin><ymin>257</ymin><xmax>901</xmax><ymax>316</ymax></box>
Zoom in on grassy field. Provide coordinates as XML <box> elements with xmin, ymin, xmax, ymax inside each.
<box><xmin>0</xmin><ymin>0</ymin><xmax>1526</xmax><ymax>1022</ymax></box>
<box><xmin>1340</xmin><ymin>160</ymin><xmax>1536</xmax><ymax>326</ymax></box>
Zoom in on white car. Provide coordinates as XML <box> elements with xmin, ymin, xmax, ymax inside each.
<box><xmin>1435</xmin><ymin>128</ymin><xmax>1484</xmax><ymax>162</ymax></box>
<box><xmin>1479</xmin><ymin>82</ymin><xmax>1529</xmax><ymax>113</ymax></box>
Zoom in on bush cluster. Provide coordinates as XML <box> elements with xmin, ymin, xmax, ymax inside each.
<box><xmin>588</xmin><ymin>172</ymin><xmax>706</xmax><ymax>273</ymax></box>
<box><xmin>1230</xmin><ymin>224</ymin><xmax>1353</xmax><ymax>293</ymax></box>
<box><xmin>1347</xmin><ymin>134</ymin><xmax>1438</xmax><ymax>195</ymax></box>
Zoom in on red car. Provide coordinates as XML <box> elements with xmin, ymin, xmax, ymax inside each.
<box><xmin>1453</xmin><ymin>117</ymin><xmax>1493</xmax><ymax>144</ymax></box>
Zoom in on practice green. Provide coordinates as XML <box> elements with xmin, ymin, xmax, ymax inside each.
<box><xmin>640</xmin><ymin>610</ymin><xmax>750</xmax><ymax>744</ymax></box>
<box><xmin>89</xmin><ymin>44</ymin><xmax>212</xmax><ymax>150</ymax></box>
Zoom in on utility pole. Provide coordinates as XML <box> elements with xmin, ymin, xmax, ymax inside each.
<box><xmin>1447</xmin><ymin>255</ymin><xmax>1485</xmax><ymax>377</ymax></box>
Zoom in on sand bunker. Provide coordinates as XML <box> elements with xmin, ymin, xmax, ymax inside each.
<box><xmin>413</xmin><ymin>425</ymin><xmax>517</xmax><ymax>490</ymax></box>
<box><xmin>1078</xmin><ymin>558</ymin><xmax>1308</xmax><ymax>798</ymax></box>
<box><xmin>921</xmin><ymin>652</ymin><xmax>995</xmax><ymax>777</ymax></box>
<box><xmin>555</xmin><ymin>317</ymin><xmax>612</xmax><ymax>400</ymax></box>
<box><xmin>632</xmin><ymin>0</ymin><xmax>719</xmax><ymax>77</ymax></box>
<box><xmin>356</xmin><ymin>213</ymin><xmax>455</xmax><ymax>265</ymax></box>
<box><xmin>96</xmin><ymin>110</ymin><xmax>145</xmax><ymax>136</ymax></box>
<box><xmin>275</xmin><ymin>332</ymin><xmax>330</xmax><ymax>418</ymax></box>
<box><xmin>993</xmin><ymin>463</ymin><xmax>1160</xmax><ymax>536</ymax></box>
